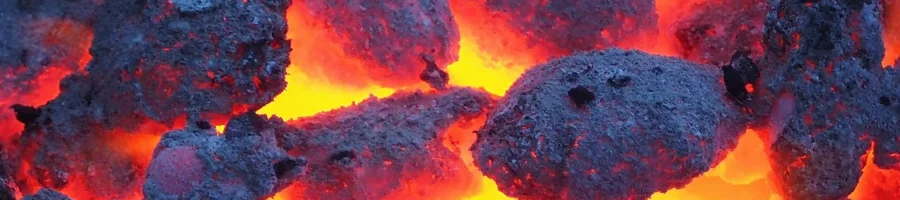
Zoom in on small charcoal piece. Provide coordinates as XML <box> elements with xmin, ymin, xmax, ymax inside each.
<box><xmin>722</xmin><ymin>49</ymin><xmax>761</xmax><ymax>103</ymax></box>
<box><xmin>722</xmin><ymin>65</ymin><xmax>750</xmax><ymax>101</ymax></box>
<box><xmin>420</xmin><ymin>55</ymin><xmax>450</xmax><ymax>90</ymax></box>
<box><xmin>754</xmin><ymin>0</ymin><xmax>898</xmax><ymax>199</ymax></box>
<box><xmin>278</xmin><ymin>87</ymin><xmax>492</xmax><ymax>199</ymax></box>
<box><xmin>472</xmin><ymin>49</ymin><xmax>749</xmax><ymax>200</ymax></box>
<box><xmin>144</xmin><ymin>113</ymin><xmax>305</xmax><ymax>199</ymax></box>
<box><xmin>567</xmin><ymin>86</ymin><xmax>595</xmax><ymax>107</ymax></box>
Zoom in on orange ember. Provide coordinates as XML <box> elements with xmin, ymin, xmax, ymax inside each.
<box><xmin>649</xmin><ymin>129</ymin><xmax>782</xmax><ymax>200</ymax></box>
<box><xmin>849</xmin><ymin>142</ymin><xmax>900</xmax><ymax>199</ymax></box>
<box><xmin>885</xmin><ymin>0</ymin><xmax>900</xmax><ymax>67</ymax></box>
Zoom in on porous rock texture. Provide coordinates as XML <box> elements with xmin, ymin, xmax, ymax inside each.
<box><xmin>12</xmin><ymin>0</ymin><xmax>292</xmax><ymax>198</ymax></box>
<box><xmin>22</xmin><ymin>188</ymin><xmax>71</xmax><ymax>200</ymax></box>
<box><xmin>753</xmin><ymin>0</ymin><xmax>898</xmax><ymax>199</ymax></box>
<box><xmin>472</xmin><ymin>49</ymin><xmax>748</xmax><ymax>200</ymax></box>
<box><xmin>484</xmin><ymin>0</ymin><xmax>658</xmax><ymax>56</ymax></box>
<box><xmin>143</xmin><ymin>114</ymin><xmax>305</xmax><ymax>200</ymax></box>
<box><xmin>278</xmin><ymin>87</ymin><xmax>493</xmax><ymax>199</ymax></box>
<box><xmin>301</xmin><ymin>0</ymin><xmax>460</xmax><ymax>86</ymax></box>
<box><xmin>674</xmin><ymin>0</ymin><xmax>768</xmax><ymax>65</ymax></box>
<box><xmin>0</xmin><ymin>146</ymin><xmax>18</xmax><ymax>200</ymax></box>
<box><xmin>0</xmin><ymin>0</ymin><xmax>96</xmax><ymax>142</ymax></box>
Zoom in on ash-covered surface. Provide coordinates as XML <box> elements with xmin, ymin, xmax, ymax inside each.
<box><xmin>0</xmin><ymin>145</ymin><xmax>17</xmax><ymax>200</ymax></box>
<box><xmin>22</xmin><ymin>188</ymin><xmax>71</xmax><ymax>200</ymax></box>
<box><xmin>11</xmin><ymin>0</ymin><xmax>292</xmax><ymax>198</ymax></box>
<box><xmin>472</xmin><ymin>49</ymin><xmax>748</xmax><ymax>200</ymax></box>
<box><xmin>674</xmin><ymin>0</ymin><xmax>768</xmax><ymax>65</ymax></box>
<box><xmin>302</xmin><ymin>0</ymin><xmax>460</xmax><ymax>86</ymax></box>
<box><xmin>754</xmin><ymin>0</ymin><xmax>898</xmax><ymax>199</ymax></box>
<box><xmin>275</xmin><ymin>87</ymin><xmax>492</xmax><ymax>199</ymax></box>
<box><xmin>484</xmin><ymin>0</ymin><xmax>658</xmax><ymax>56</ymax></box>
<box><xmin>0</xmin><ymin>0</ymin><xmax>96</xmax><ymax>141</ymax></box>
<box><xmin>143</xmin><ymin>114</ymin><xmax>305</xmax><ymax>200</ymax></box>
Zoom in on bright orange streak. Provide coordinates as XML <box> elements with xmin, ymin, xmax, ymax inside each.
<box><xmin>884</xmin><ymin>0</ymin><xmax>900</xmax><ymax>67</ymax></box>
<box><xmin>255</xmin><ymin>3</ymin><xmax>403</xmax><ymax>120</ymax></box>
<box><xmin>650</xmin><ymin>129</ymin><xmax>782</xmax><ymax>200</ymax></box>
<box><xmin>848</xmin><ymin>142</ymin><xmax>900</xmax><ymax>199</ymax></box>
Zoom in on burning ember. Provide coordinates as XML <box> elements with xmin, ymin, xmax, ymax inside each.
<box><xmin>1</xmin><ymin>0</ymin><xmax>899</xmax><ymax>200</ymax></box>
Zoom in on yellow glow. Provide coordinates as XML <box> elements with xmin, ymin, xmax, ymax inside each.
<box><xmin>650</xmin><ymin>129</ymin><xmax>780</xmax><ymax>200</ymax></box>
<box><xmin>257</xmin><ymin>65</ymin><xmax>396</xmax><ymax>120</ymax></box>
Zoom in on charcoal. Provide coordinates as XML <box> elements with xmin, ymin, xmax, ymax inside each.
<box><xmin>301</xmin><ymin>0</ymin><xmax>460</xmax><ymax>86</ymax></box>
<box><xmin>419</xmin><ymin>55</ymin><xmax>450</xmax><ymax>90</ymax></box>
<box><xmin>753</xmin><ymin>0</ymin><xmax>896</xmax><ymax>199</ymax></box>
<box><xmin>472</xmin><ymin>49</ymin><xmax>748</xmax><ymax>200</ymax></box>
<box><xmin>722</xmin><ymin>50</ymin><xmax>762</xmax><ymax>102</ymax></box>
<box><xmin>674</xmin><ymin>0</ymin><xmax>768</xmax><ymax>65</ymax></box>
<box><xmin>0</xmin><ymin>146</ymin><xmax>18</xmax><ymax>200</ymax></box>
<box><xmin>276</xmin><ymin>87</ymin><xmax>492</xmax><ymax>199</ymax></box>
<box><xmin>13</xmin><ymin>0</ymin><xmax>292</xmax><ymax>198</ymax></box>
<box><xmin>0</xmin><ymin>0</ymin><xmax>95</xmax><ymax>142</ymax></box>
<box><xmin>483</xmin><ymin>0</ymin><xmax>657</xmax><ymax>56</ymax></box>
<box><xmin>143</xmin><ymin>114</ymin><xmax>305</xmax><ymax>200</ymax></box>
<box><xmin>22</xmin><ymin>188</ymin><xmax>70</xmax><ymax>200</ymax></box>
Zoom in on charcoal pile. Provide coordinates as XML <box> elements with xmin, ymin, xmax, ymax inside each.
<box><xmin>673</xmin><ymin>0</ymin><xmax>768</xmax><ymax>65</ymax></box>
<box><xmin>300</xmin><ymin>0</ymin><xmax>460</xmax><ymax>86</ymax></box>
<box><xmin>10</xmin><ymin>0</ymin><xmax>293</xmax><ymax>198</ymax></box>
<box><xmin>0</xmin><ymin>0</ymin><xmax>97</xmax><ymax>144</ymax></box>
<box><xmin>471</xmin><ymin>49</ymin><xmax>749</xmax><ymax>200</ymax></box>
<box><xmin>753</xmin><ymin>0</ymin><xmax>899</xmax><ymax>199</ymax></box>
<box><xmin>481</xmin><ymin>0</ymin><xmax>658</xmax><ymax>56</ymax></box>
<box><xmin>277</xmin><ymin>87</ymin><xmax>493</xmax><ymax>199</ymax></box>
<box><xmin>143</xmin><ymin>114</ymin><xmax>306</xmax><ymax>199</ymax></box>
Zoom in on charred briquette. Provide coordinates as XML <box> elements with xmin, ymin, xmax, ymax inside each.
<box><xmin>723</xmin><ymin>64</ymin><xmax>750</xmax><ymax>101</ymax></box>
<box><xmin>568</xmin><ymin>86</ymin><xmax>596</xmax><ymax>107</ymax></box>
<box><xmin>10</xmin><ymin>104</ymin><xmax>41</xmax><ymax>125</ymax></box>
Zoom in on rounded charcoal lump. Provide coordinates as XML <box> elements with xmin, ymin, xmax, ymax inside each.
<box><xmin>472</xmin><ymin>49</ymin><xmax>748</xmax><ymax>200</ymax></box>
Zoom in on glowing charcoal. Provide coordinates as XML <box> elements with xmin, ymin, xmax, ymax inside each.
<box><xmin>472</xmin><ymin>49</ymin><xmax>750</xmax><ymax>200</ymax></box>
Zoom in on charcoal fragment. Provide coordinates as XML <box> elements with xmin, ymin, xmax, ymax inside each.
<box><xmin>753</xmin><ymin>0</ymin><xmax>896</xmax><ymax>199</ymax></box>
<box><xmin>607</xmin><ymin>73</ymin><xmax>632</xmax><ymax>88</ymax></box>
<box><xmin>420</xmin><ymin>55</ymin><xmax>450</xmax><ymax>90</ymax></box>
<box><xmin>473</xmin><ymin>49</ymin><xmax>748</xmax><ymax>200</ymax></box>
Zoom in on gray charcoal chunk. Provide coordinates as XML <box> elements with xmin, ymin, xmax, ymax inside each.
<box><xmin>472</xmin><ymin>48</ymin><xmax>748</xmax><ymax>200</ymax></box>
<box><xmin>143</xmin><ymin>114</ymin><xmax>305</xmax><ymax>200</ymax></box>
<box><xmin>13</xmin><ymin>0</ymin><xmax>292</xmax><ymax>198</ymax></box>
<box><xmin>279</xmin><ymin>87</ymin><xmax>493</xmax><ymax>199</ymax></box>
<box><xmin>753</xmin><ymin>0</ymin><xmax>896</xmax><ymax>199</ymax></box>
